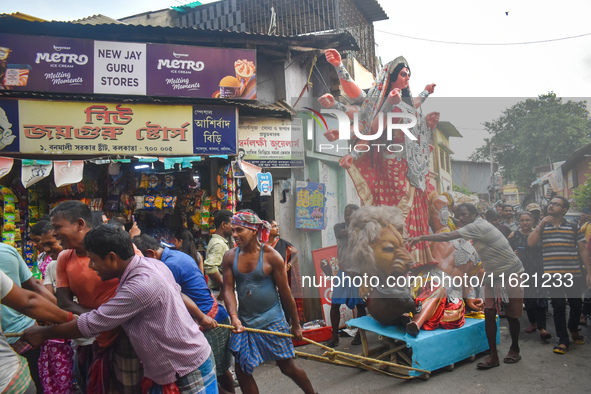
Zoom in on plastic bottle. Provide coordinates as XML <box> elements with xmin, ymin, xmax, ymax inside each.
<box><xmin>32</xmin><ymin>263</ymin><xmax>42</xmax><ymax>280</ymax></box>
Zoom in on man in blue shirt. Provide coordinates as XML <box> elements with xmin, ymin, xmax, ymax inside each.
<box><xmin>132</xmin><ymin>234</ymin><xmax>235</xmax><ymax>393</ymax></box>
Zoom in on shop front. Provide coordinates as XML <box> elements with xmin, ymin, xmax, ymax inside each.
<box><xmin>0</xmin><ymin>97</ymin><xmax>243</xmax><ymax>267</ymax></box>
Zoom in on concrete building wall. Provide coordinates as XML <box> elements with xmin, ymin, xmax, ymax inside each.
<box><xmin>451</xmin><ymin>160</ymin><xmax>492</xmax><ymax>195</ymax></box>
<box><xmin>271</xmin><ymin>108</ymin><xmax>361</xmax><ymax>320</ymax></box>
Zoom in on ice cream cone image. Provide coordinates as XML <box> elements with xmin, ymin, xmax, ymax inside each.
<box><xmin>234</xmin><ymin>59</ymin><xmax>255</xmax><ymax>95</ymax></box>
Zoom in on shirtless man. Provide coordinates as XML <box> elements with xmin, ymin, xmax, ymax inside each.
<box><xmin>222</xmin><ymin>211</ymin><xmax>315</xmax><ymax>394</ymax></box>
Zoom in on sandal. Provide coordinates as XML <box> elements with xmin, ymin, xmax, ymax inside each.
<box><xmin>553</xmin><ymin>344</ymin><xmax>568</xmax><ymax>354</ymax></box>
<box><xmin>540</xmin><ymin>331</ymin><xmax>552</xmax><ymax>341</ymax></box>
<box><xmin>525</xmin><ymin>326</ymin><xmax>537</xmax><ymax>334</ymax></box>
<box><xmin>571</xmin><ymin>333</ymin><xmax>585</xmax><ymax>345</ymax></box>
<box><xmin>476</xmin><ymin>361</ymin><xmax>500</xmax><ymax>369</ymax></box>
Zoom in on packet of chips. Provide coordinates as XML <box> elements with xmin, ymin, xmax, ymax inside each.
<box><xmin>155</xmin><ymin>196</ymin><xmax>164</xmax><ymax>210</ymax></box>
<box><xmin>163</xmin><ymin>196</ymin><xmax>177</xmax><ymax>209</ymax></box>
<box><xmin>144</xmin><ymin>196</ymin><xmax>156</xmax><ymax>209</ymax></box>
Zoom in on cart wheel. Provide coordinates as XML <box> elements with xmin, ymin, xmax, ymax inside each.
<box><xmin>418</xmin><ymin>373</ymin><xmax>430</xmax><ymax>381</ymax></box>
<box><xmin>469</xmin><ymin>355</ymin><xmax>476</xmax><ymax>362</ymax></box>
<box><xmin>445</xmin><ymin>363</ymin><xmax>455</xmax><ymax>371</ymax></box>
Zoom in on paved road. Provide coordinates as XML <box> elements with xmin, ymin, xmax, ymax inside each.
<box><xmin>235</xmin><ymin>309</ymin><xmax>591</xmax><ymax>393</ymax></box>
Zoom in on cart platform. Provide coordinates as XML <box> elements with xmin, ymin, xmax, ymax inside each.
<box><xmin>347</xmin><ymin>315</ymin><xmax>499</xmax><ymax>378</ymax></box>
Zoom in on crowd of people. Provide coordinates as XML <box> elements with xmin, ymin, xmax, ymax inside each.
<box><xmin>0</xmin><ymin>201</ymin><xmax>315</xmax><ymax>394</ymax></box>
<box><xmin>1</xmin><ymin>197</ymin><xmax>590</xmax><ymax>392</ymax></box>
<box><xmin>1</xmin><ymin>44</ymin><xmax>591</xmax><ymax>392</ymax></box>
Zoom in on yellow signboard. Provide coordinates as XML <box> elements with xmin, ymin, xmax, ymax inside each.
<box><xmin>19</xmin><ymin>101</ymin><xmax>194</xmax><ymax>156</ymax></box>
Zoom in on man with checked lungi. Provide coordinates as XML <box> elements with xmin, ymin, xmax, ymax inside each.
<box><xmin>222</xmin><ymin>212</ymin><xmax>316</xmax><ymax>393</ymax></box>
<box><xmin>21</xmin><ymin>225</ymin><xmax>218</xmax><ymax>394</ymax></box>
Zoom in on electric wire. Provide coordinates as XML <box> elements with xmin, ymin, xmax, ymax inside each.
<box><xmin>375</xmin><ymin>29</ymin><xmax>591</xmax><ymax>46</ymax></box>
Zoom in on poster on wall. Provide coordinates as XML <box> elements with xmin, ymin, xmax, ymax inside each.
<box><xmin>0</xmin><ymin>33</ymin><xmax>256</xmax><ymax>99</ymax></box>
<box><xmin>295</xmin><ymin>181</ymin><xmax>326</xmax><ymax>230</ymax></box>
<box><xmin>311</xmin><ymin>246</ymin><xmax>355</xmax><ymax>327</ymax></box>
<box><xmin>0</xmin><ymin>98</ymin><xmax>236</xmax><ymax>155</ymax></box>
<box><xmin>238</xmin><ymin>117</ymin><xmax>304</xmax><ymax>168</ymax></box>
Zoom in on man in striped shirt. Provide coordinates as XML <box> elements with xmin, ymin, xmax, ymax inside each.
<box><xmin>528</xmin><ymin>196</ymin><xmax>591</xmax><ymax>355</ymax></box>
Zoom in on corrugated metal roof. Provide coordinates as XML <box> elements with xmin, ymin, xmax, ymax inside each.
<box><xmin>0</xmin><ymin>14</ymin><xmax>358</xmax><ymax>51</ymax></box>
<box><xmin>351</xmin><ymin>0</ymin><xmax>388</xmax><ymax>22</ymax></box>
<box><xmin>0</xmin><ymin>90</ymin><xmax>295</xmax><ymax>118</ymax></box>
<box><xmin>71</xmin><ymin>14</ymin><xmax>127</xmax><ymax>25</ymax></box>
<box><xmin>2</xmin><ymin>12</ymin><xmax>46</xmax><ymax>22</ymax></box>
<box><xmin>561</xmin><ymin>143</ymin><xmax>591</xmax><ymax>171</ymax></box>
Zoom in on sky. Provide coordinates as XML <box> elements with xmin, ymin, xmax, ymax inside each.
<box><xmin>3</xmin><ymin>0</ymin><xmax>591</xmax><ymax>159</ymax></box>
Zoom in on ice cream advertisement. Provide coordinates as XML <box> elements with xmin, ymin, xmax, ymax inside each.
<box><xmin>0</xmin><ymin>33</ymin><xmax>93</xmax><ymax>93</ymax></box>
<box><xmin>0</xmin><ymin>33</ymin><xmax>256</xmax><ymax>100</ymax></box>
<box><xmin>146</xmin><ymin>43</ymin><xmax>256</xmax><ymax>99</ymax></box>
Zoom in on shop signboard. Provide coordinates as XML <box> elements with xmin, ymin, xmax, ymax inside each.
<box><xmin>94</xmin><ymin>41</ymin><xmax>147</xmax><ymax>95</ymax></box>
<box><xmin>192</xmin><ymin>106</ymin><xmax>238</xmax><ymax>155</ymax></box>
<box><xmin>238</xmin><ymin>117</ymin><xmax>304</xmax><ymax>168</ymax></box>
<box><xmin>295</xmin><ymin>181</ymin><xmax>326</xmax><ymax>230</ymax></box>
<box><xmin>0</xmin><ymin>98</ymin><xmax>237</xmax><ymax>155</ymax></box>
<box><xmin>0</xmin><ymin>33</ymin><xmax>256</xmax><ymax>99</ymax></box>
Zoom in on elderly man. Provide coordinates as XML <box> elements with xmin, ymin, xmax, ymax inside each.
<box><xmin>409</xmin><ymin>203</ymin><xmax>524</xmax><ymax>369</ymax></box>
<box><xmin>222</xmin><ymin>211</ymin><xmax>315</xmax><ymax>394</ymax></box>
<box><xmin>22</xmin><ymin>225</ymin><xmax>217</xmax><ymax>394</ymax></box>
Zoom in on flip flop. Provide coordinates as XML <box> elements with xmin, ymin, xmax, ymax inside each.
<box><xmin>503</xmin><ymin>355</ymin><xmax>521</xmax><ymax>364</ymax></box>
<box><xmin>540</xmin><ymin>332</ymin><xmax>552</xmax><ymax>341</ymax></box>
<box><xmin>525</xmin><ymin>326</ymin><xmax>537</xmax><ymax>334</ymax></box>
<box><xmin>571</xmin><ymin>333</ymin><xmax>585</xmax><ymax>345</ymax></box>
<box><xmin>553</xmin><ymin>345</ymin><xmax>568</xmax><ymax>354</ymax></box>
<box><xmin>476</xmin><ymin>361</ymin><xmax>500</xmax><ymax>370</ymax></box>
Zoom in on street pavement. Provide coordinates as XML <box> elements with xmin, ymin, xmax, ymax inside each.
<box><xmin>236</xmin><ymin>308</ymin><xmax>591</xmax><ymax>393</ymax></box>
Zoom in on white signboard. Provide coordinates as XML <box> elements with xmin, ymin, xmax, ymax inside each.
<box><xmin>94</xmin><ymin>41</ymin><xmax>147</xmax><ymax>95</ymax></box>
<box><xmin>238</xmin><ymin>117</ymin><xmax>304</xmax><ymax>168</ymax></box>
